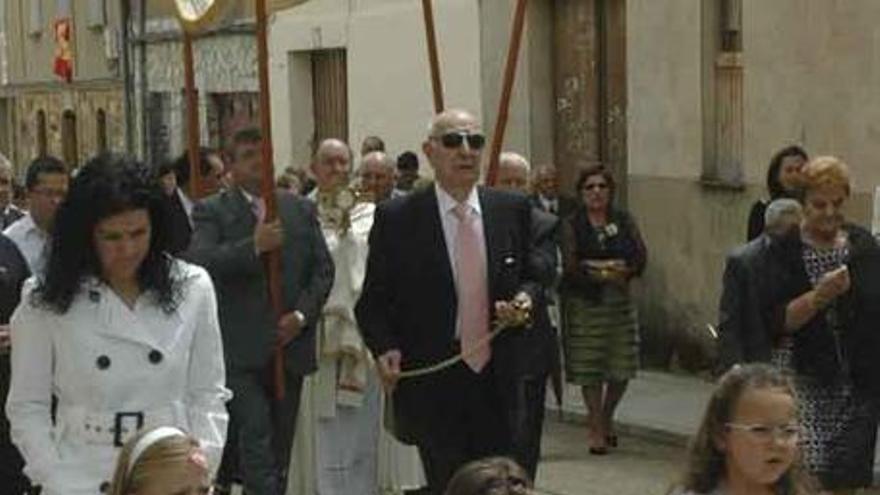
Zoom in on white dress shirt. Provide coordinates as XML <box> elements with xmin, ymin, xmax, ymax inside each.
<box><xmin>3</xmin><ymin>213</ymin><xmax>48</xmax><ymax>275</ymax></box>
<box><xmin>538</xmin><ymin>194</ymin><xmax>558</xmax><ymax>214</ymax></box>
<box><xmin>176</xmin><ymin>187</ymin><xmax>195</xmax><ymax>228</ymax></box>
<box><xmin>434</xmin><ymin>184</ymin><xmax>487</xmax><ymax>337</ymax></box>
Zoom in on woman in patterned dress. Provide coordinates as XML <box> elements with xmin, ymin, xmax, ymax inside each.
<box><xmin>560</xmin><ymin>165</ymin><xmax>647</xmax><ymax>455</ymax></box>
<box><xmin>764</xmin><ymin>156</ymin><xmax>880</xmax><ymax>493</ymax></box>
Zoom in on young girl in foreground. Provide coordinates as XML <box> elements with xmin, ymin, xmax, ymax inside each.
<box><xmin>445</xmin><ymin>457</ymin><xmax>532</xmax><ymax>495</ymax></box>
<box><xmin>109</xmin><ymin>427</ymin><xmax>212</xmax><ymax>495</ymax></box>
<box><xmin>672</xmin><ymin>364</ymin><xmax>815</xmax><ymax>495</ymax></box>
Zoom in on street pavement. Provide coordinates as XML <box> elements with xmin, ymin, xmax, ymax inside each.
<box><xmin>540</xmin><ymin>370</ymin><xmax>880</xmax><ymax>494</ymax></box>
<box><xmin>534</xmin><ymin>418</ymin><xmax>685</xmax><ymax>495</ymax></box>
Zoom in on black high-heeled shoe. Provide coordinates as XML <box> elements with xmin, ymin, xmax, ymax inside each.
<box><xmin>607</xmin><ymin>433</ymin><xmax>619</xmax><ymax>448</ymax></box>
<box><xmin>589</xmin><ymin>446</ymin><xmax>609</xmax><ymax>455</ymax></box>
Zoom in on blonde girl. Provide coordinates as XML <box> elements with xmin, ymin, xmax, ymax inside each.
<box><xmin>672</xmin><ymin>364</ymin><xmax>815</xmax><ymax>495</ymax></box>
<box><xmin>109</xmin><ymin>427</ymin><xmax>212</xmax><ymax>495</ymax></box>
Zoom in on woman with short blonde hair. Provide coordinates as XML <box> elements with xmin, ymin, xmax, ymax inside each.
<box><xmin>761</xmin><ymin>156</ymin><xmax>880</xmax><ymax>493</ymax></box>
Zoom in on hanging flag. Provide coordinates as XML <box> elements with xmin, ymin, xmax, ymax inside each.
<box><xmin>53</xmin><ymin>0</ymin><xmax>74</xmax><ymax>82</ymax></box>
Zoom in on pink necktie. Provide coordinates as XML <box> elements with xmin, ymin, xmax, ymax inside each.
<box><xmin>453</xmin><ymin>203</ymin><xmax>491</xmax><ymax>372</ymax></box>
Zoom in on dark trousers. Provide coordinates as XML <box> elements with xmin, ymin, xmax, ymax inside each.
<box><xmin>226</xmin><ymin>367</ymin><xmax>303</xmax><ymax>495</ymax></box>
<box><xmin>0</xmin><ymin>356</ymin><xmax>31</xmax><ymax>494</ymax></box>
<box><xmin>415</xmin><ymin>363</ymin><xmax>509</xmax><ymax>495</ymax></box>
<box><xmin>507</xmin><ymin>373</ymin><xmax>548</xmax><ymax>479</ymax></box>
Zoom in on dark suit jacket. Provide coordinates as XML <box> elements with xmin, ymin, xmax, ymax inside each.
<box><xmin>165</xmin><ymin>191</ymin><xmax>193</xmax><ymax>255</ymax></box>
<box><xmin>763</xmin><ymin>225</ymin><xmax>880</xmax><ymax>397</ymax></box>
<box><xmin>530</xmin><ymin>194</ymin><xmax>578</xmax><ymax>220</ymax></box>
<box><xmin>717</xmin><ymin>234</ymin><xmax>784</xmax><ymax>371</ymax></box>
<box><xmin>510</xmin><ymin>207</ymin><xmax>560</xmax><ymax>378</ymax></box>
<box><xmin>355</xmin><ymin>186</ymin><xmax>541</xmax><ymax>442</ymax></box>
<box><xmin>0</xmin><ymin>206</ymin><xmax>24</xmax><ymax>231</ymax></box>
<box><xmin>0</xmin><ymin>233</ymin><xmax>30</xmax><ymax>448</ymax></box>
<box><xmin>186</xmin><ymin>188</ymin><xmax>334</xmax><ymax>375</ymax></box>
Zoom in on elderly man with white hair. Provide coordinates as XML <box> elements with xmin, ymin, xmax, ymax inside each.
<box><xmin>358</xmin><ymin>151</ymin><xmax>399</xmax><ymax>203</ymax></box>
<box><xmin>0</xmin><ymin>154</ymin><xmax>23</xmax><ymax>230</ymax></box>
<box><xmin>496</xmin><ymin>152</ymin><xmax>531</xmax><ymax>193</ymax></box>
<box><xmin>717</xmin><ymin>198</ymin><xmax>804</xmax><ymax>372</ymax></box>
<box><xmin>493</xmin><ymin>151</ymin><xmax>562</xmax><ymax>478</ymax></box>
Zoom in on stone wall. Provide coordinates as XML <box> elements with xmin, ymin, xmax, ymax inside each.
<box><xmin>14</xmin><ymin>86</ymin><xmax>124</xmax><ymax>171</ymax></box>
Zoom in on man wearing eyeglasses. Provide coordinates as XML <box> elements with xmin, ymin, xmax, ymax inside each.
<box><xmin>356</xmin><ymin>109</ymin><xmax>541</xmax><ymax>493</ymax></box>
<box><xmin>3</xmin><ymin>156</ymin><xmax>69</xmax><ymax>275</ymax></box>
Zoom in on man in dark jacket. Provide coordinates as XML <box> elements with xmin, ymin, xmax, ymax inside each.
<box><xmin>494</xmin><ymin>151</ymin><xmax>560</xmax><ymax>478</ymax></box>
<box><xmin>186</xmin><ymin>128</ymin><xmax>334</xmax><ymax>495</ymax></box>
<box><xmin>0</xmin><ymin>233</ymin><xmax>30</xmax><ymax>493</ymax></box>
<box><xmin>717</xmin><ymin>198</ymin><xmax>803</xmax><ymax>372</ymax></box>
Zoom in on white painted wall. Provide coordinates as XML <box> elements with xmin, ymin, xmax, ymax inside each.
<box><xmin>626</xmin><ymin>0</ymin><xmax>703</xmax><ymax>180</ymax></box>
<box><xmin>743</xmin><ymin>0</ymin><xmax>880</xmax><ymax>194</ymax></box>
<box><xmin>269</xmin><ymin>0</ymin><xmax>482</xmax><ymax>175</ymax></box>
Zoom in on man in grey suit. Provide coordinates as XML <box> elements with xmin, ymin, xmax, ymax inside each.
<box><xmin>187</xmin><ymin>127</ymin><xmax>334</xmax><ymax>495</ymax></box>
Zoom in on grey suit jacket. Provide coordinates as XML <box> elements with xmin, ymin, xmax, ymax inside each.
<box><xmin>185</xmin><ymin>187</ymin><xmax>334</xmax><ymax>374</ymax></box>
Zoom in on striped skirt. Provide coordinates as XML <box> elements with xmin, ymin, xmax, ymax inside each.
<box><xmin>561</xmin><ymin>289</ymin><xmax>639</xmax><ymax>386</ymax></box>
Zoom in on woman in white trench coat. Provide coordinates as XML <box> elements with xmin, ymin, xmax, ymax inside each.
<box><xmin>5</xmin><ymin>154</ymin><xmax>231</xmax><ymax>495</ymax></box>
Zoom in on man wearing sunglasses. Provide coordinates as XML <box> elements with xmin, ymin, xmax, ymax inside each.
<box><xmin>356</xmin><ymin>109</ymin><xmax>542</xmax><ymax>493</ymax></box>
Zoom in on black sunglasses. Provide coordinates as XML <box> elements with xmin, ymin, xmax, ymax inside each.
<box><xmin>435</xmin><ymin>131</ymin><xmax>486</xmax><ymax>151</ymax></box>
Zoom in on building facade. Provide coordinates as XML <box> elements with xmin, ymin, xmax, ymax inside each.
<box><xmin>0</xmin><ymin>0</ymin><xmax>125</xmax><ymax>172</ymax></box>
<box><xmin>267</xmin><ymin>0</ymin><xmax>880</xmax><ymax>371</ymax></box>
<box><xmin>135</xmin><ymin>2</ymin><xmax>262</xmax><ymax>168</ymax></box>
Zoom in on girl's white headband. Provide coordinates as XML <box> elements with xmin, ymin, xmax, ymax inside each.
<box><xmin>127</xmin><ymin>426</ymin><xmax>187</xmax><ymax>475</ymax></box>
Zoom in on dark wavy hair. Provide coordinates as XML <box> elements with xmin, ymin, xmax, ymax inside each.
<box><xmin>766</xmin><ymin>145</ymin><xmax>808</xmax><ymax>199</ymax></box>
<box><xmin>35</xmin><ymin>153</ymin><xmax>180</xmax><ymax>314</ymax></box>
<box><xmin>669</xmin><ymin>364</ymin><xmax>815</xmax><ymax>495</ymax></box>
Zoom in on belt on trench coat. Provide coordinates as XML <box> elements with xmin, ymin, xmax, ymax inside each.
<box><xmin>58</xmin><ymin>401</ymin><xmax>186</xmax><ymax>448</ymax></box>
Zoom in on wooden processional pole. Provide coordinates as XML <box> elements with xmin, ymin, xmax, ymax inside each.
<box><xmin>486</xmin><ymin>0</ymin><xmax>528</xmax><ymax>186</ymax></box>
<box><xmin>183</xmin><ymin>31</ymin><xmax>203</xmax><ymax>198</ymax></box>
<box><xmin>421</xmin><ymin>0</ymin><xmax>444</xmax><ymax>113</ymax></box>
<box><xmin>255</xmin><ymin>0</ymin><xmax>287</xmax><ymax>401</ymax></box>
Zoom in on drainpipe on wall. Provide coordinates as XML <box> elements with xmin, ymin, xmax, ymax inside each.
<box><xmin>138</xmin><ymin>0</ymin><xmax>148</xmax><ymax>161</ymax></box>
<box><xmin>120</xmin><ymin>0</ymin><xmax>134</xmax><ymax>153</ymax></box>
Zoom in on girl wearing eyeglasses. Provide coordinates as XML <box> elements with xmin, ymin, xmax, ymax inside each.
<box><xmin>671</xmin><ymin>364</ymin><xmax>816</xmax><ymax>495</ymax></box>
<box><xmin>108</xmin><ymin>427</ymin><xmax>213</xmax><ymax>495</ymax></box>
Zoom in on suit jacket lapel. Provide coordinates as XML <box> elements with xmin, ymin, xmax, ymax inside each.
<box><xmin>478</xmin><ymin>187</ymin><xmax>498</xmax><ymax>302</ymax></box>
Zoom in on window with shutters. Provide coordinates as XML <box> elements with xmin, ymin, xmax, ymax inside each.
<box><xmin>207</xmin><ymin>92</ymin><xmax>259</xmax><ymax>153</ymax></box>
<box><xmin>311</xmin><ymin>49</ymin><xmax>348</xmax><ymax>147</ymax></box>
<box><xmin>61</xmin><ymin>110</ymin><xmax>78</xmax><ymax>168</ymax></box>
<box><xmin>36</xmin><ymin>110</ymin><xmax>48</xmax><ymax>156</ymax></box>
<box><xmin>96</xmin><ymin>109</ymin><xmax>108</xmax><ymax>153</ymax></box>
